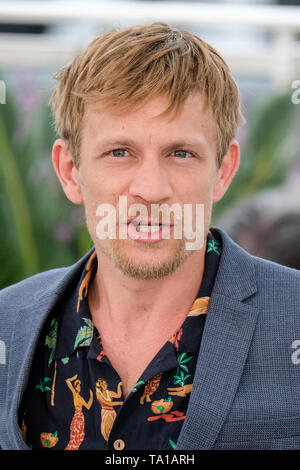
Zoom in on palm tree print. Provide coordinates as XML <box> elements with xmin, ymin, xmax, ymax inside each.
<box><xmin>45</xmin><ymin>318</ymin><xmax>58</xmax><ymax>406</ymax></box>
<box><xmin>74</xmin><ymin>318</ymin><xmax>94</xmax><ymax>349</ymax></box>
<box><xmin>169</xmin><ymin>439</ymin><xmax>176</xmax><ymax>450</ymax></box>
<box><xmin>173</xmin><ymin>352</ymin><xmax>192</xmax><ymax>387</ymax></box>
<box><xmin>45</xmin><ymin>318</ymin><xmax>58</xmax><ymax>367</ymax></box>
<box><xmin>35</xmin><ymin>377</ymin><xmax>52</xmax><ymax>392</ymax></box>
<box><xmin>206</xmin><ymin>239</ymin><xmax>221</xmax><ymax>255</ymax></box>
<box><xmin>131</xmin><ymin>380</ymin><xmax>145</xmax><ymax>393</ymax></box>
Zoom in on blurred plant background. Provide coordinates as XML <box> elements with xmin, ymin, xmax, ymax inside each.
<box><xmin>212</xmin><ymin>91</ymin><xmax>300</xmax><ymax>219</ymax></box>
<box><xmin>1</xmin><ymin>0</ymin><xmax>300</xmax><ymax>288</ymax></box>
<box><xmin>1</xmin><ymin>75</ymin><xmax>299</xmax><ymax>288</ymax></box>
<box><xmin>0</xmin><ymin>75</ymin><xmax>93</xmax><ymax>288</ymax></box>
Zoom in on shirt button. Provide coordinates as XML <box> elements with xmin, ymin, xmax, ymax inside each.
<box><xmin>114</xmin><ymin>439</ymin><xmax>125</xmax><ymax>450</ymax></box>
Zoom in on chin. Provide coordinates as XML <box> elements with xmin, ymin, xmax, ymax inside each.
<box><xmin>108</xmin><ymin>239</ymin><xmax>194</xmax><ymax>280</ymax></box>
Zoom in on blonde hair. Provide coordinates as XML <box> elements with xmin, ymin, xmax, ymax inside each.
<box><xmin>50</xmin><ymin>22</ymin><xmax>244</xmax><ymax>167</ymax></box>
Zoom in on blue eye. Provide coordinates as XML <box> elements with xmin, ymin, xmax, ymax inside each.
<box><xmin>172</xmin><ymin>150</ymin><xmax>191</xmax><ymax>159</ymax></box>
<box><xmin>111</xmin><ymin>149</ymin><xmax>128</xmax><ymax>157</ymax></box>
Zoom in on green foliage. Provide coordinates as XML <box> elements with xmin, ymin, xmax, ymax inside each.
<box><xmin>0</xmin><ymin>79</ymin><xmax>298</xmax><ymax>288</ymax></box>
<box><xmin>35</xmin><ymin>377</ymin><xmax>52</xmax><ymax>392</ymax></box>
<box><xmin>173</xmin><ymin>370</ymin><xmax>191</xmax><ymax>387</ymax></box>
<box><xmin>173</xmin><ymin>352</ymin><xmax>192</xmax><ymax>386</ymax></box>
<box><xmin>74</xmin><ymin>317</ymin><xmax>94</xmax><ymax>349</ymax></box>
<box><xmin>0</xmin><ymin>83</ymin><xmax>92</xmax><ymax>289</ymax></box>
<box><xmin>45</xmin><ymin>432</ymin><xmax>58</xmax><ymax>448</ymax></box>
<box><xmin>45</xmin><ymin>318</ymin><xmax>58</xmax><ymax>366</ymax></box>
<box><xmin>169</xmin><ymin>439</ymin><xmax>176</xmax><ymax>450</ymax></box>
<box><xmin>206</xmin><ymin>239</ymin><xmax>221</xmax><ymax>255</ymax></box>
<box><xmin>131</xmin><ymin>380</ymin><xmax>146</xmax><ymax>393</ymax></box>
<box><xmin>176</xmin><ymin>352</ymin><xmax>192</xmax><ymax>372</ymax></box>
<box><xmin>0</xmin><ymin>88</ymin><xmax>39</xmax><ymax>282</ymax></box>
<box><xmin>213</xmin><ymin>92</ymin><xmax>298</xmax><ymax>220</ymax></box>
<box><xmin>157</xmin><ymin>397</ymin><xmax>172</xmax><ymax>413</ymax></box>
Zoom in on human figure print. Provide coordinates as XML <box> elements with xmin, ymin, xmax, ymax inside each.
<box><xmin>95</xmin><ymin>378</ymin><xmax>123</xmax><ymax>441</ymax></box>
<box><xmin>65</xmin><ymin>374</ymin><xmax>93</xmax><ymax>450</ymax></box>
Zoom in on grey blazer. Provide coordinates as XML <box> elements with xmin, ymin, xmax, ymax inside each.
<box><xmin>1</xmin><ymin>228</ymin><xmax>300</xmax><ymax>450</ymax></box>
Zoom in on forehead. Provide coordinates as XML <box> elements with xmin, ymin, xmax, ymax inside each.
<box><xmin>85</xmin><ymin>92</ymin><xmax>208</xmax><ymax>116</ymax></box>
<box><xmin>82</xmin><ymin>93</ymin><xmax>216</xmax><ymax>144</ymax></box>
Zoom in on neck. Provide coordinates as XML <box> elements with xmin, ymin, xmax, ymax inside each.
<box><xmin>88</xmin><ymin>243</ymin><xmax>206</xmax><ymax>337</ymax></box>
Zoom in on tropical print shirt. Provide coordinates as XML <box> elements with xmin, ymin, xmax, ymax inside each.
<box><xmin>18</xmin><ymin>229</ymin><xmax>222</xmax><ymax>450</ymax></box>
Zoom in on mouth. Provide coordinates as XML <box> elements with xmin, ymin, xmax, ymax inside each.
<box><xmin>129</xmin><ymin>220</ymin><xmax>164</xmax><ymax>233</ymax></box>
<box><xmin>126</xmin><ymin>219</ymin><xmax>173</xmax><ymax>241</ymax></box>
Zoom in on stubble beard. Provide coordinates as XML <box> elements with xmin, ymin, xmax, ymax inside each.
<box><xmin>97</xmin><ymin>237</ymin><xmax>195</xmax><ymax>280</ymax></box>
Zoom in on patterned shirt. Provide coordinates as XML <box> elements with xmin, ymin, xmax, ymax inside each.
<box><xmin>18</xmin><ymin>229</ymin><xmax>222</xmax><ymax>450</ymax></box>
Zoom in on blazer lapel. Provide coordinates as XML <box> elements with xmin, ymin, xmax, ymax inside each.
<box><xmin>6</xmin><ymin>251</ymin><xmax>92</xmax><ymax>449</ymax></box>
<box><xmin>7</xmin><ymin>296</ymin><xmax>61</xmax><ymax>449</ymax></box>
<box><xmin>176</xmin><ymin>229</ymin><xmax>260</xmax><ymax>450</ymax></box>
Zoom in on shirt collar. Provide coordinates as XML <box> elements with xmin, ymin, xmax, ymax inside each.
<box><xmin>52</xmin><ymin>229</ymin><xmax>222</xmax><ymax>360</ymax></box>
<box><xmin>168</xmin><ymin>229</ymin><xmax>222</xmax><ymax>355</ymax></box>
<box><xmin>52</xmin><ymin>250</ymin><xmax>97</xmax><ymax>360</ymax></box>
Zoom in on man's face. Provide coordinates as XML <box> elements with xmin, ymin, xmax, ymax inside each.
<box><xmin>68</xmin><ymin>93</ymin><xmax>237</xmax><ymax>280</ymax></box>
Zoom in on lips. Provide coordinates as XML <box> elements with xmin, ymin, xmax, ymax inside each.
<box><xmin>129</xmin><ymin>220</ymin><xmax>162</xmax><ymax>232</ymax></box>
<box><xmin>135</xmin><ymin>224</ymin><xmax>162</xmax><ymax>233</ymax></box>
<box><xmin>126</xmin><ymin>218</ymin><xmax>173</xmax><ymax>228</ymax></box>
<box><xmin>126</xmin><ymin>218</ymin><xmax>172</xmax><ymax>241</ymax></box>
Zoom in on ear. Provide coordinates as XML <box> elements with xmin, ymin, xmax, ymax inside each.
<box><xmin>52</xmin><ymin>139</ymin><xmax>83</xmax><ymax>205</ymax></box>
<box><xmin>213</xmin><ymin>139</ymin><xmax>240</xmax><ymax>203</ymax></box>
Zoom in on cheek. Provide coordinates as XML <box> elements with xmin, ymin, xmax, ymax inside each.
<box><xmin>182</xmin><ymin>174</ymin><xmax>216</xmax><ymax>204</ymax></box>
<box><xmin>85</xmin><ymin>168</ymin><xmax>125</xmax><ymax>201</ymax></box>
<box><xmin>212</xmin><ymin>176</ymin><xmax>225</xmax><ymax>203</ymax></box>
<box><xmin>80</xmin><ymin>177</ymin><xmax>121</xmax><ymax>236</ymax></box>
<box><xmin>80</xmin><ymin>170</ymin><xmax>106</xmax><ymax>204</ymax></box>
<box><xmin>78</xmin><ymin>181</ymin><xmax>103</xmax><ymax>233</ymax></box>
<box><xmin>81</xmin><ymin>184</ymin><xmax>100</xmax><ymax>214</ymax></box>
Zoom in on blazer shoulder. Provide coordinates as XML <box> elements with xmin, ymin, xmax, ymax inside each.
<box><xmin>0</xmin><ymin>249</ymin><xmax>93</xmax><ymax>315</ymax></box>
<box><xmin>246</xmin><ymin>254</ymin><xmax>300</xmax><ymax>311</ymax></box>
<box><xmin>217</xmin><ymin>226</ymin><xmax>300</xmax><ymax>283</ymax></box>
<box><xmin>259</xmin><ymin>255</ymin><xmax>300</xmax><ymax>293</ymax></box>
<box><xmin>252</xmin><ymin>253</ymin><xmax>300</xmax><ymax>283</ymax></box>
<box><xmin>0</xmin><ymin>267</ymin><xmax>69</xmax><ymax>309</ymax></box>
<box><xmin>215</xmin><ymin>227</ymin><xmax>300</xmax><ymax>306</ymax></box>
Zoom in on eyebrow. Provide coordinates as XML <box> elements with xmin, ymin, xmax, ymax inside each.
<box><xmin>161</xmin><ymin>140</ymin><xmax>208</xmax><ymax>154</ymax></box>
<box><xmin>99</xmin><ymin>138</ymin><xmax>208</xmax><ymax>153</ymax></box>
<box><xmin>100</xmin><ymin>138</ymin><xmax>137</xmax><ymax>148</ymax></box>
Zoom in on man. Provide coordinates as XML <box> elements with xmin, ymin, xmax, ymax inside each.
<box><xmin>1</xmin><ymin>23</ymin><xmax>300</xmax><ymax>451</ymax></box>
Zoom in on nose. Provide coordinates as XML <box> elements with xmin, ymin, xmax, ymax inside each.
<box><xmin>128</xmin><ymin>154</ymin><xmax>173</xmax><ymax>203</ymax></box>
